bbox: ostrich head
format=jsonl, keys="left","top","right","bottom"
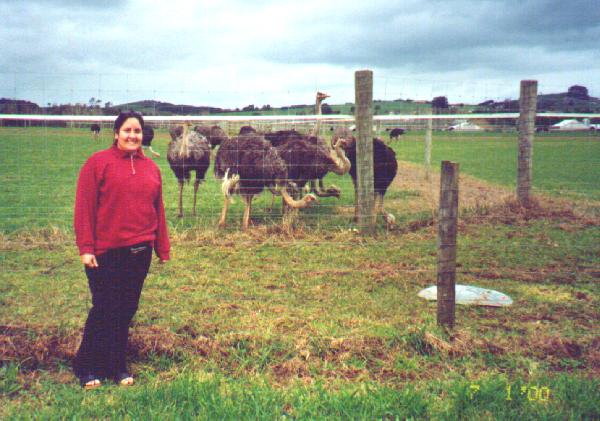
{"left": 326, "top": 137, "right": 351, "bottom": 176}
{"left": 279, "top": 186, "right": 318, "bottom": 209}
{"left": 316, "top": 91, "right": 330, "bottom": 103}
{"left": 332, "top": 127, "right": 354, "bottom": 149}
{"left": 325, "top": 185, "right": 342, "bottom": 198}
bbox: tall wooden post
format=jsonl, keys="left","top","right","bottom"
{"left": 425, "top": 118, "right": 433, "bottom": 181}
{"left": 355, "top": 70, "right": 375, "bottom": 235}
{"left": 517, "top": 80, "right": 537, "bottom": 207}
{"left": 437, "top": 161, "right": 459, "bottom": 329}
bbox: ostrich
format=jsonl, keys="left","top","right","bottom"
{"left": 341, "top": 135, "right": 398, "bottom": 228}
{"left": 307, "top": 91, "right": 349, "bottom": 196}
{"left": 238, "top": 125, "right": 257, "bottom": 135}
{"left": 214, "top": 133, "right": 317, "bottom": 230}
{"left": 142, "top": 126, "right": 160, "bottom": 157}
{"left": 273, "top": 133, "right": 350, "bottom": 199}
{"left": 193, "top": 125, "right": 229, "bottom": 149}
{"left": 90, "top": 123, "right": 100, "bottom": 141}
{"left": 264, "top": 129, "right": 303, "bottom": 147}
{"left": 167, "top": 124, "right": 211, "bottom": 217}
{"left": 387, "top": 127, "right": 406, "bottom": 140}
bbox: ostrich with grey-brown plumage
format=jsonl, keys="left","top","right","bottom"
{"left": 214, "top": 132, "right": 317, "bottom": 230}
{"left": 193, "top": 125, "right": 229, "bottom": 149}
{"left": 307, "top": 91, "right": 350, "bottom": 196}
{"left": 167, "top": 124, "right": 211, "bottom": 217}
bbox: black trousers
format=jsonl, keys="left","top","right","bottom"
{"left": 73, "top": 243, "right": 152, "bottom": 379}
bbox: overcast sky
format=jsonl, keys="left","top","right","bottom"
{"left": 1, "top": 0, "right": 599, "bottom": 109}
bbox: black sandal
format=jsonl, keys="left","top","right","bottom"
{"left": 79, "top": 374, "right": 101, "bottom": 390}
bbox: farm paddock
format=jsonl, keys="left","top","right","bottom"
{"left": 0, "top": 126, "right": 598, "bottom": 419}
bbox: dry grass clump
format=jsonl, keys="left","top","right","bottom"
{"left": 3, "top": 322, "right": 597, "bottom": 385}
{"left": 0, "top": 226, "right": 70, "bottom": 251}
{"left": 0, "top": 325, "right": 79, "bottom": 369}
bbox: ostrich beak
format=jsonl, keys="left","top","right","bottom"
{"left": 335, "top": 138, "right": 347, "bottom": 147}
{"left": 305, "top": 194, "right": 319, "bottom": 206}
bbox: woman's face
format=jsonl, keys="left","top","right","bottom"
{"left": 115, "top": 118, "right": 143, "bottom": 152}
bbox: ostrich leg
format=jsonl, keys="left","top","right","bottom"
{"left": 379, "top": 193, "right": 396, "bottom": 228}
{"left": 177, "top": 180, "right": 184, "bottom": 218}
{"left": 372, "top": 193, "right": 381, "bottom": 226}
{"left": 242, "top": 194, "right": 253, "bottom": 230}
{"left": 311, "top": 179, "right": 341, "bottom": 198}
{"left": 353, "top": 182, "right": 359, "bottom": 223}
{"left": 192, "top": 178, "right": 200, "bottom": 216}
{"left": 267, "top": 191, "right": 277, "bottom": 213}
{"left": 218, "top": 194, "right": 229, "bottom": 228}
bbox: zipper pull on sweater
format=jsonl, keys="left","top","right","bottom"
{"left": 130, "top": 154, "right": 136, "bottom": 175}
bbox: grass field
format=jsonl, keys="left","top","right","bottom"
{"left": 0, "top": 126, "right": 599, "bottom": 419}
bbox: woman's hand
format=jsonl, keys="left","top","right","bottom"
{"left": 81, "top": 253, "right": 99, "bottom": 268}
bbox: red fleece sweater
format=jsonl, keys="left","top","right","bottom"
{"left": 74, "top": 145, "right": 170, "bottom": 260}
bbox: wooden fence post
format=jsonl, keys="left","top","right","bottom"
{"left": 355, "top": 70, "right": 375, "bottom": 235}
{"left": 425, "top": 118, "right": 433, "bottom": 181}
{"left": 437, "top": 161, "right": 459, "bottom": 329}
{"left": 517, "top": 80, "right": 537, "bottom": 207}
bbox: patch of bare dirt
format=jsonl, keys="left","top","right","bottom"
{"left": 390, "top": 161, "right": 600, "bottom": 228}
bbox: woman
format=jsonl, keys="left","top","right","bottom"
{"left": 73, "top": 110, "right": 170, "bottom": 389}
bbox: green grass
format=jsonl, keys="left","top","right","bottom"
{"left": 392, "top": 130, "right": 600, "bottom": 200}
{"left": 0, "top": 126, "right": 599, "bottom": 419}
{"left": 0, "top": 126, "right": 362, "bottom": 232}
{"left": 0, "top": 127, "right": 598, "bottom": 232}
{"left": 1, "top": 369, "right": 597, "bottom": 419}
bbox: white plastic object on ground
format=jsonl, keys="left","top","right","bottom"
{"left": 418, "top": 284, "right": 513, "bottom": 307}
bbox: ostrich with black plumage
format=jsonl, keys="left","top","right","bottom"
{"left": 340, "top": 134, "right": 398, "bottom": 228}
{"left": 90, "top": 123, "right": 100, "bottom": 141}
{"left": 142, "top": 125, "right": 160, "bottom": 157}
{"left": 273, "top": 133, "right": 350, "bottom": 199}
{"left": 214, "top": 132, "right": 317, "bottom": 230}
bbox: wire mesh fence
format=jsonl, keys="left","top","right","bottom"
{"left": 1, "top": 77, "right": 599, "bottom": 297}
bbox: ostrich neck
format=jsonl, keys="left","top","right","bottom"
{"left": 178, "top": 125, "right": 191, "bottom": 158}
{"left": 329, "top": 142, "right": 351, "bottom": 175}
{"left": 281, "top": 187, "right": 311, "bottom": 209}
{"left": 312, "top": 98, "right": 324, "bottom": 136}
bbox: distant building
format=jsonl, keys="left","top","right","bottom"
{"left": 446, "top": 120, "right": 482, "bottom": 131}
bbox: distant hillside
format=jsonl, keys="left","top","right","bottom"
{"left": 2, "top": 86, "right": 599, "bottom": 117}
{"left": 118, "top": 99, "right": 437, "bottom": 116}
{"left": 474, "top": 86, "right": 600, "bottom": 113}
{"left": 0, "top": 98, "right": 41, "bottom": 114}
{"left": 118, "top": 100, "right": 225, "bottom": 115}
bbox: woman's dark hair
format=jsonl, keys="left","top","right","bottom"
{"left": 113, "top": 110, "right": 144, "bottom": 133}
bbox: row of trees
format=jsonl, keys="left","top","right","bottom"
{"left": 0, "top": 97, "right": 114, "bottom": 115}
{"left": 1, "top": 86, "right": 595, "bottom": 116}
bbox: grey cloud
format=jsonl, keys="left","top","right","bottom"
{"left": 1, "top": 0, "right": 599, "bottom": 106}
{"left": 262, "top": 0, "right": 599, "bottom": 71}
